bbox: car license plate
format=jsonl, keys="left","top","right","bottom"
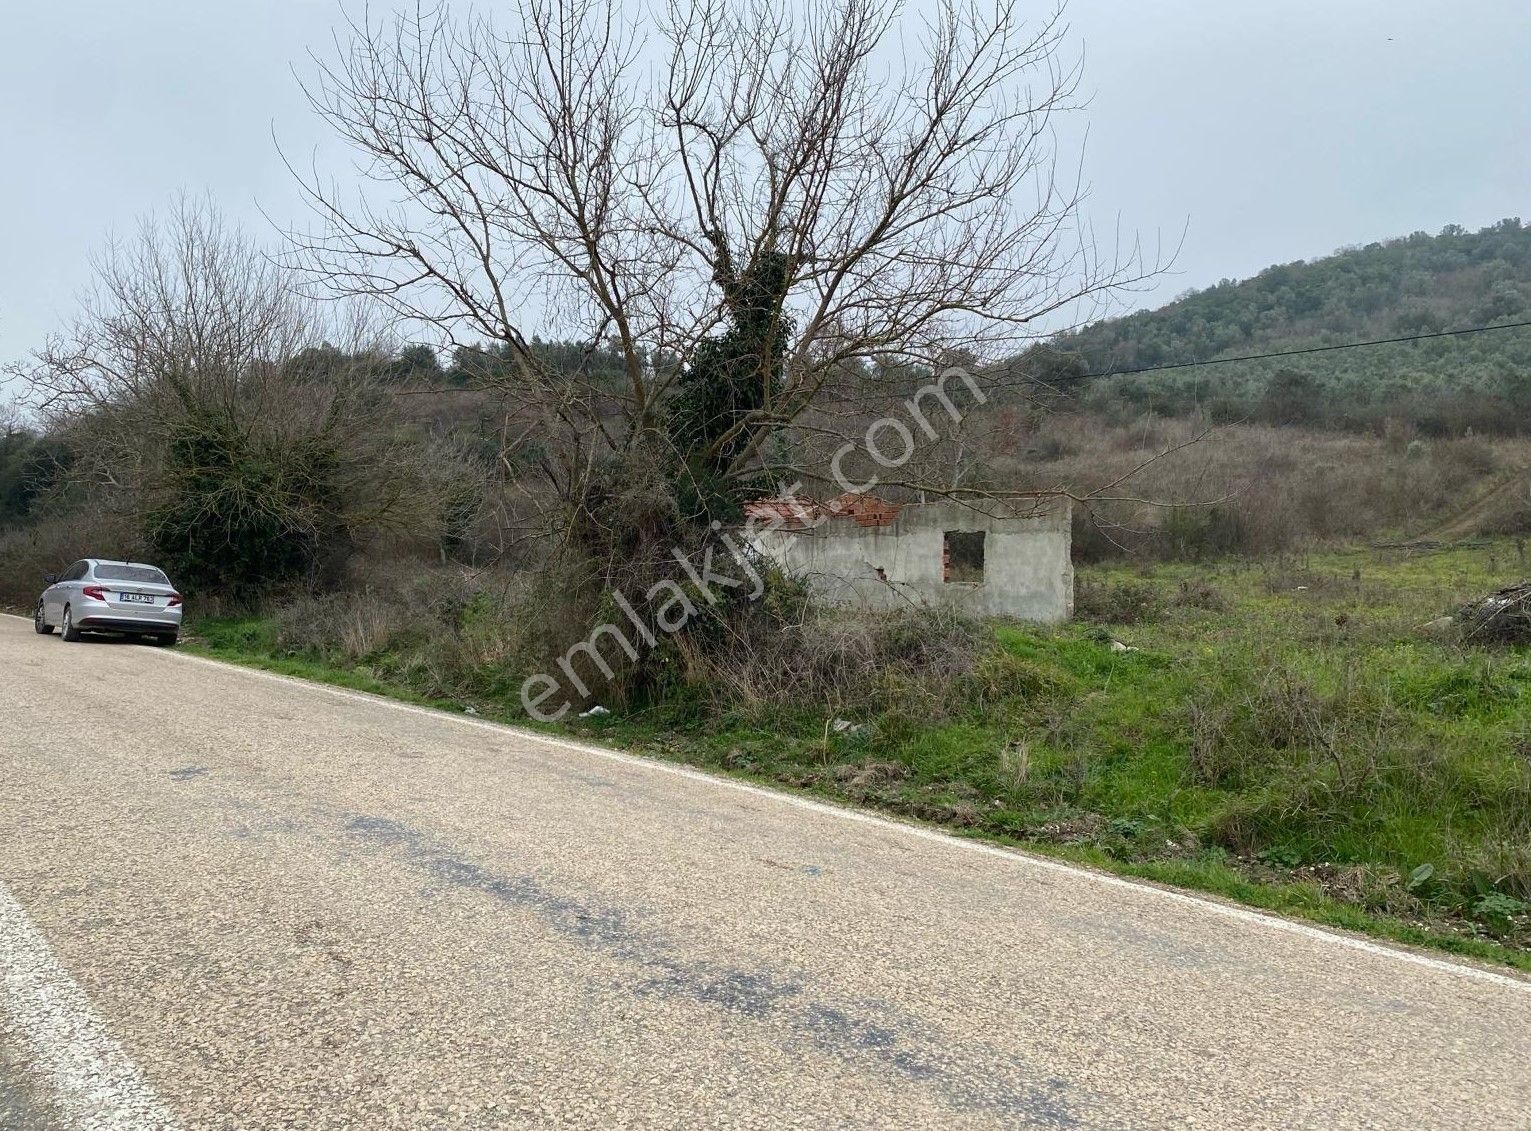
{"left": 119, "top": 593, "right": 155, "bottom": 604}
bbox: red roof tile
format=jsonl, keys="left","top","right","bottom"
{"left": 743, "top": 492, "right": 902, "bottom": 530}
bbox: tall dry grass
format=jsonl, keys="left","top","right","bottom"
{"left": 989, "top": 412, "right": 1531, "bottom": 559}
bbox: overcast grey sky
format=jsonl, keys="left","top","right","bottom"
{"left": 2, "top": 0, "right": 1528, "bottom": 385}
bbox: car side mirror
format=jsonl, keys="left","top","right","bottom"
{"left": 42, "top": 573, "right": 58, "bottom": 585}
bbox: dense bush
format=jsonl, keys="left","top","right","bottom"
{"left": 0, "top": 424, "right": 69, "bottom": 530}
{"left": 144, "top": 413, "right": 350, "bottom": 597}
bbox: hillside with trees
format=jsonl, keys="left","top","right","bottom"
{"left": 1041, "top": 219, "right": 1531, "bottom": 434}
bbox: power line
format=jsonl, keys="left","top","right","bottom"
{"left": 1079, "top": 318, "right": 1531, "bottom": 380}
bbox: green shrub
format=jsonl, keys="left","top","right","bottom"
{"left": 1472, "top": 892, "right": 1530, "bottom": 934}
{"left": 145, "top": 413, "right": 348, "bottom": 598}
{"left": 1074, "top": 578, "right": 1163, "bottom": 624}
{"left": 1160, "top": 505, "right": 1249, "bottom": 560}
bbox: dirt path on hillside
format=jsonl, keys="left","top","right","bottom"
{"left": 1412, "top": 464, "right": 1531, "bottom": 542}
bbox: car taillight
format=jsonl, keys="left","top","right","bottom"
{"left": 167, "top": 593, "right": 182, "bottom": 607}
{"left": 82, "top": 585, "right": 106, "bottom": 600}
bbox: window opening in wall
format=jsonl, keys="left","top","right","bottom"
{"left": 943, "top": 530, "right": 985, "bottom": 583}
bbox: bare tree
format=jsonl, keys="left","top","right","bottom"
{"left": 22, "top": 197, "right": 329, "bottom": 471}
{"left": 11, "top": 197, "right": 444, "bottom": 592}
{"left": 289, "top": 0, "right": 1159, "bottom": 518}
{"left": 0, "top": 398, "right": 25, "bottom": 439}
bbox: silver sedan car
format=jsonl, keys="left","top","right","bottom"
{"left": 34, "top": 558, "right": 183, "bottom": 645}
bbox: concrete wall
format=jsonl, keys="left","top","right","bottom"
{"left": 748, "top": 497, "right": 1073, "bottom": 622}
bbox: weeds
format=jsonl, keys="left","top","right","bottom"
{"left": 999, "top": 415, "right": 1531, "bottom": 559}
{"left": 1074, "top": 579, "right": 1163, "bottom": 624}
{"left": 1172, "top": 578, "right": 1229, "bottom": 611}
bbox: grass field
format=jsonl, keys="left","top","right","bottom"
{"left": 189, "top": 538, "right": 1531, "bottom": 970}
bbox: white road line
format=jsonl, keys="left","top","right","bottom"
{"left": 137, "top": 639, "right": 1531, "bottom": 994}
{"left": 0, "top": 880, "right": 179, "bottom": 1130}
{"left": 4, "top": 613, "right": 1528, "bottom": 992}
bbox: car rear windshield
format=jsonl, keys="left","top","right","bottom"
{"left": 93, "top": 564, "right": 170, "bottom": 584}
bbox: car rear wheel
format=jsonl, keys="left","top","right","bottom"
{"left": 34, "top": 601, "right": 54, "bottom": 635}
{"left": 60, "top": 605, "right": 82, "bottom": 642}
{"left": 152, "top": 633, "right": 178, "bottom": 647}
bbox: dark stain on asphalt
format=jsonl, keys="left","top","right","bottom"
{"left": 168, "top": 765, "right": 210, "bottom": 781}
{"left": 0, "top": 1028, "right": 64, "bottom": 1131}
{"left": 801, "top": 1003, "right": 902, "bottom": 1055}
{"left": 342, "top": 813, "right": 1084, "bottom": 1123}
{"left": 345, "top": 815, "right": 413, "bottom": 843}
{"left": 1057, "top": 914, "right": 1228, "bottom": 971}
{"left": 634, "top": 963, "right": 803, "bottom": 1018}
{"left": 538, "top": 764, "right": 619, "bottom": 790}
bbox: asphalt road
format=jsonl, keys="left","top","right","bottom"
{"left": 1, "top": 616, "right": 1527, "bottom": 1129}
{"left": 0, "top": 1030, "right": 59, "bottom": 1130}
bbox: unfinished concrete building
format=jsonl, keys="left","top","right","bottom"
{"left": 745, "top": 493, "right": 1073, "bottom": 622}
